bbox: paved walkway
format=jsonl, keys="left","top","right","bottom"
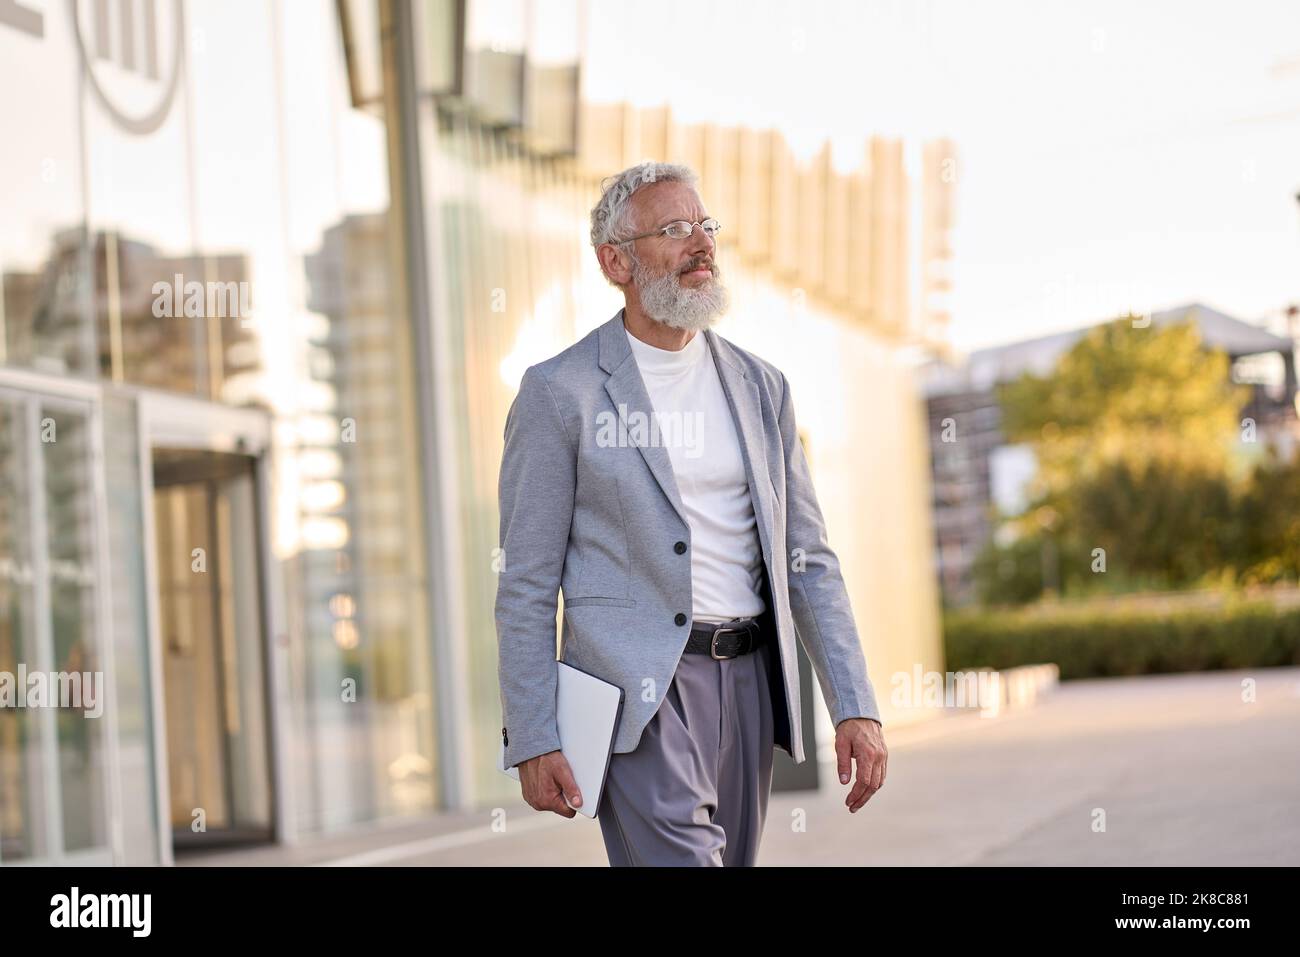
{"left": 180, "top": 667, "right": 1300, "bottom": 866}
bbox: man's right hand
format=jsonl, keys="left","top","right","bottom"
{"left": 518, "top": 750, "right": 583, "bottom": 817}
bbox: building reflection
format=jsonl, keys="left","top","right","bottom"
{"left": 2, "top": 229, "right": 258, "bottom": 398}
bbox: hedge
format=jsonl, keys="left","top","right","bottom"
{"left": 943, "top": 600, "right": 1300, "bottom": 679}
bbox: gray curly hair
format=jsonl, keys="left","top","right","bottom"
{"left": 589, "top": 161, "right": 701, "bottom": 250}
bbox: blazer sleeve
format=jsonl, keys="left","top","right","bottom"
{"left": 775, "top": 370, "right": 883, "bottom": 728}
{"left": 495, "top": 363, "right": 576, "bottom": 768}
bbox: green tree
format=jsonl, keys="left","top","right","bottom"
{"left": 991, "top": 315, "right": 1250, "bottom": 594}
{"left": 1234, "top": 448, "right": 1300, "bottom": 585}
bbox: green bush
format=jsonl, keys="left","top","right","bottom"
{"left": 943, "top": 600, "right": 1300, "bottom": 679}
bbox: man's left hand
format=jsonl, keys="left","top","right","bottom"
{"left": 835, "top": 717, "right": 888, "bottom": 813}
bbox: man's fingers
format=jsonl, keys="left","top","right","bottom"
{"left": 553, "top": 760, "right": 584, "bottom": 810}
{"left": 835, "top": 731, "right": 852, "bottom": 785}
{"left": 547, "top": 780, "right": 578, "bottom": 817}
{"left": 845, "top": 770, "right": 871, "bottom": 810}
{"left": 847, "top": 743, "right": 884, "bottom": 812}
{"left": 844, "top": 744, "right": 868, "bottom": 807}
{"left": 540, "top": 759, "right": 582, "bottom": 816}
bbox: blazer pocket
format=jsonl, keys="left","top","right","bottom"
{"left": 563, "top": 596, "right": 638, "bottom": 608}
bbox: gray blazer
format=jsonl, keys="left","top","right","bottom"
{"left": 496, "top": 307, "right": 882, "bottom": 770}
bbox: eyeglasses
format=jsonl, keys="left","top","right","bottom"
{"left": 613, "top": 218, "right": 722, "bottom": 244}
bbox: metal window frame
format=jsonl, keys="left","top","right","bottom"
{"left": 0, "top": 369, "right": 119, "bottom": 866}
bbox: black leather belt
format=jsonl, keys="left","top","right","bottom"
{"left": 685, "top": 617, "right": 765, "bottom": 659}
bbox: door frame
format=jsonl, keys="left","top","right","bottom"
{"left": 0, "top": 366, "right": 116, "bottom": 866}
{"left": 134, "top": 387, "right": 289, "bottom": 864}
{"left": 0, "top": 370, "right": 288, "bottom": 866}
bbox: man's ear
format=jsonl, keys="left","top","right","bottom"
{"left": 597, "top": 243, "right": 632, "bottom": 286}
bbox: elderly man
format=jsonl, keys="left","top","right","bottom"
{"left": 496, "top": 161, "right": 887, "bottom": 866}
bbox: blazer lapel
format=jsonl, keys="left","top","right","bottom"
{"left": 705, "top": 328, "right": 776, "bottom": 559}
{"left": 599, "top": 310, "right": 689, "bottom": 528}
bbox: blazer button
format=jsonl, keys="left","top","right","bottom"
{"left": 674, "top": 613, "right": 687, "bottom": 626}
{"left": 674, "top": 541, "right": 687, "bottom": 554}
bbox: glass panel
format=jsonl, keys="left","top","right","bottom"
{"left": 40, "top": 404, "right": 108, "bottom": 853}
{"left": 153, "top": 450, "right": 272, "bottom": 842}
{"left": 78, "top": 0, "right": 218, "bottom": 395}
{"left": 0, "top": 397, "right": 44, "bottom": 860}
{"left": 0, "top": 8, "right": 93, "bottom": 375}
{"left": 524, "top": 0, "right": 579, "bottom": 153}
{"left": 278, "top": 0, "right": 435, "bottom": 826}
{"left": 465, "top": 0, "right": 526, "bottom": 124}
{"left": 213, "top": 460, "right": 272, "bottom": 830}
{"left": 100, "top": 391, "right": 160, "bottom": 865}
{"left": 155, "top": 476, "right": 225, "bottom": 832}
{"left": 416, "top": 0, "right": 462, "bottom": 96}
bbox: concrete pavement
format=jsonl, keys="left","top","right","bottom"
{"left": 180, "top": 666, "right": 1300, "bottom": 866}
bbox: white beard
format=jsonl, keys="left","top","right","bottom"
{"left": 631, "top": 256, "right": 731, "bottom": 332}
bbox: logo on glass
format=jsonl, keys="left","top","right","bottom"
{"left": 72, "top": 0, "right": 184, "bottom": 135}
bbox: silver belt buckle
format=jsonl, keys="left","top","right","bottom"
{"left": 709, "top": 624, "right": 745, "bottom": 660}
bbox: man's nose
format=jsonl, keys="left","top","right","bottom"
{"left": 687, "top": 223, "right": 715, "bottom": 258}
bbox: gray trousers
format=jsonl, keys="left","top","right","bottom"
{"left": 597, "top": 635, "right": 776, "bottom": 866}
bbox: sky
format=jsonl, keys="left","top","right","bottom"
{"left": 582, "top": 0, "right": 1300, "bottom": 353}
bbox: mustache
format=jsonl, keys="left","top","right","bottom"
{"left": 679, "top": 259, "right": 716, "bottom": 275}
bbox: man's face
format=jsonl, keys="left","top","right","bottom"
{"left": 623, "top": 181, "right": 730, "bottom": 332}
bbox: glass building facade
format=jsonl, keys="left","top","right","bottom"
{"left": 0, "top": 0, "right": 606, "bottom": 864}
{"left": 1, "top": 0, "right": 944, "bottom": 865}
